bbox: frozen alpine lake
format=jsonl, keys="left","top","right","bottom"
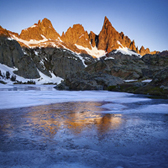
{"left": 0, "top": 84, "right": 168, "bottom": 168}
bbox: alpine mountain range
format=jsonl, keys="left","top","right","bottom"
{"left": 0, "top": 16, "right": 157, "bottom": 56}
{"left": 0, "top": 16, "right": 168, "bottom": 96}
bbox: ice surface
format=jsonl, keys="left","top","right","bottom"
{"left": 0, "top": 85, "right": 155, "bottom": 110}
{"left": 0, "top": 86, "right": 168, "bottom": 168}
{"left": 101, "top": 102, "right": 168, "bottom": 114}
{"left": 0, "top": 83, "right": 13, "bottom": 89}
{"left": 1, "top": 85, "right": 167, "bottom": 114}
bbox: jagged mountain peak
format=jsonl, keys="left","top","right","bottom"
{"left": 97, "top": 16, "right": 152, "bottom": 55}
{"left": 19, "top": 18, "right": 60, "bottom": 41}
{"left": 103, "top": 16, "right": 114, "bottom": 29}
{"left": 61, "top": 23, "right": 91, "bottom": 49}
{"left": 0, "top": 26, "right": 10, "bottom": 37}
{"left": 98, "top": 16, "right": 120, "bottom": 52}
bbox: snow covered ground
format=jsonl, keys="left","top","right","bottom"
{"left": 0, "top": 63, "right": 63, "bottom": 85}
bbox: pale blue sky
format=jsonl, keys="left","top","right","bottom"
{"left": 0, "top": 0, "right": 168, "bottom": 51}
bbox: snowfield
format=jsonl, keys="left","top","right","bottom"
{"left": 0, "top": 63, "right": 63, "bottom": 85}
{"left": 75, "top": 44, "right": 106, "bottom": 58}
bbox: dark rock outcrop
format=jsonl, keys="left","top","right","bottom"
{"left": 14, "top": 55, "right": 40, "bottom": 79}
{"left": 141, "top": 52, "right": 168, "bottom": 78}
{"left": 108, "top": 67, "right": 168, "bottom": 98}
{"left": 85, "top": 52, "right": 145, "bottom": 80}
{"left": 0, "top": 36, "right": 23, "bottom": 67}
{"left": 0, "top": 37, "right": 40, "bottom": 78}
{"left": 84, "top": 51, "right": 168, "bottom": 80}
{"left": 23, "top": 47, "right": 94, "bottom": 79}
{"left": 51, "top": 49, "right": 85, "bottom": 78}
{"left": 150, "top": 67, "right": 168, "bottom": 87}
{"left": 56, "top": 71, "right": 123, "bottom": 90}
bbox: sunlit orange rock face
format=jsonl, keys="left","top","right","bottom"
{"left": 98, "top": 16, "right": 136, "bottom": 53}
{"left": 61, "top": 24, "right": 91, "bottom": 49}
{"left": 89, "top": 31, "right": 97, "bottom": 48}
{"left": 0, "top": 26, "right": 10, "bottom": 37}
{"left": 139, "top": 46, "right": 150, "bottom": 55}
{"left": 20, "top": 18, "right": 60, "bottom": 41}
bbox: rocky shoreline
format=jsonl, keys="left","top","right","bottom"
{"left": 56, "top": 52, "right": 168, "bottom": 98}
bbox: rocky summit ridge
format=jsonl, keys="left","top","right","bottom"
{"left": 0, "top": 17, "right": 158, "bottom": 57}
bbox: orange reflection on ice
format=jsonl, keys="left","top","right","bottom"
{"left": 26, "top": 102, "right": 123, "bottom": 137}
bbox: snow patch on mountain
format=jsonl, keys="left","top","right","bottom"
{"left": 115, "top": 41, "right": 141, "bottom": 57}
{"left": 10, "top": 34, "right": 48, "bottom": 47}
{"left": 0, "top": 63, "right": 63, "bottom": 85}
{"left": 0, "top": 63, "right": 18, "bottom": 74}
{"left": 142, "top": 79, "right": 152, "bottom": 83}
{"left": 34, "top": 51, "right": 39, "bottom": 56}
{"left": 114, "top": 47, "right": 141, "bottom": 57}
{"left": 76, "top": 54, "right": 87, "bottom": 67}
{"left": 75, "top": 44, "right": 106, "bottom": 58}
{"left": 104, "top": 57, "right": 114, "bottom": 60}
{"left": 36, "top": 69, "right": 63, "bottom": 84}
{"left": 30, "top": 24, "right": 37, "bottom": 28}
